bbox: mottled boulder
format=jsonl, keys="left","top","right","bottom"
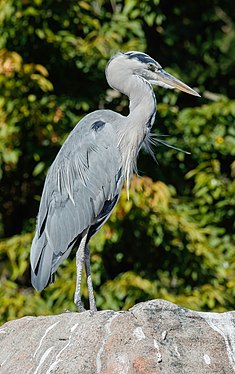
{"left": 0, "top": 299, "right": 235, "bottom": 373}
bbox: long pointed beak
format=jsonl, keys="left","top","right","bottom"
{"left": 154, "top": 69, "right": 200, "bottom": 97}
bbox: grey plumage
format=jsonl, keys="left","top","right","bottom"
{"left": 30, "top": 51, "right": 199, "bottom": 310}
{"left": 31, "top": 111, "right": 123, "bottom": 291}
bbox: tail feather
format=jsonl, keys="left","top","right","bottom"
{"left": 30, "top": 233, "right": 54, "bottom": 291}
{"left": 30, "top": 234, "right": 46, "bottom": 273}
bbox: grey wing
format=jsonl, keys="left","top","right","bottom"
{"left": 30, "top": 118, "right": 123, "bottom": 291}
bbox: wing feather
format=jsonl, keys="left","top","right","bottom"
{"left": 30, "top": 116, "right": 123, "bottom": 291}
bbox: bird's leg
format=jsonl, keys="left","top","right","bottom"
{"left": 74, "top": 232, "right": 88, "bottom": 312}
{"left": 84, "top": 245, "right": 97, "bottom": 312}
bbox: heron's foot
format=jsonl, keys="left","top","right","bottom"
{"left": 74, "top": 291, "right": 97, "bottom": 312}
{"left": 87, "top": 275, "right": 97, "bottom": 312}
{"left": 85, "top": 247, "right": 97, "bottom": 312}
{"left": 89, "top": 302, "right": 97, "bottom": 312}
{"left": 74, "top": 293, "right": 86, "bottom": 312}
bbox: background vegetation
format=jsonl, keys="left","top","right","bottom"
{"left": 0, "top": 0, "right": 234, "bottom": 324}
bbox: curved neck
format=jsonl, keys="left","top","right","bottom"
{"left": 106, "top": 66, "right": 157, "bottom": 192}
{"left": 106, "top": 67, "right": 156, "bottom": 130}
{"left": 127, "top": 75, "right": 156, "bottom": 129}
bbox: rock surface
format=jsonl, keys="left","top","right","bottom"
{"left": 0, "top": 299, "right": 235, "bottom": 373}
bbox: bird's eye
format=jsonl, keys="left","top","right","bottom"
{"left": 147, "top": 63, "right": 156, "bottom": 72}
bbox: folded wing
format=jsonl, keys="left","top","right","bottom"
{"left": 30, "top": 118, "right": 123, "bottom": 291}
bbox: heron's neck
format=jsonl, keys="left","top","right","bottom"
{"left": 127, "top": 75, "right": 156, "bottom": 131}
{"left": 107, "top": 73, "right": 156, "bottom": 193}
{"left": 107, "top": 70, "right": 156, "bottom": 130}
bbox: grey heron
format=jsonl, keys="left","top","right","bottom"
{"left": 30, "top": 51, "right": 200, "bottom": 311}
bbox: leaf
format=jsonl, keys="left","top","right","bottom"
{"left": 32, "top": 161, "right": 45, "bottom": 176}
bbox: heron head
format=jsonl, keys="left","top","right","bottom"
{"left": 109, "top": 51, "right": 200, "bottom": 97}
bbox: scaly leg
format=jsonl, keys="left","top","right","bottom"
{"left": 85, "top": 245, "right": 97, "bottom": 312}
{"left": 74, "top": 231, "right": 88, "bottom": 312}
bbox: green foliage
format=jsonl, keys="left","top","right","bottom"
{"left": 0, "top": 0, "right": 234, "bottom": 323}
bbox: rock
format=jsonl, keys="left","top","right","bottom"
{"left": 0, "top": 299, "right": 235, "bottom": 374}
